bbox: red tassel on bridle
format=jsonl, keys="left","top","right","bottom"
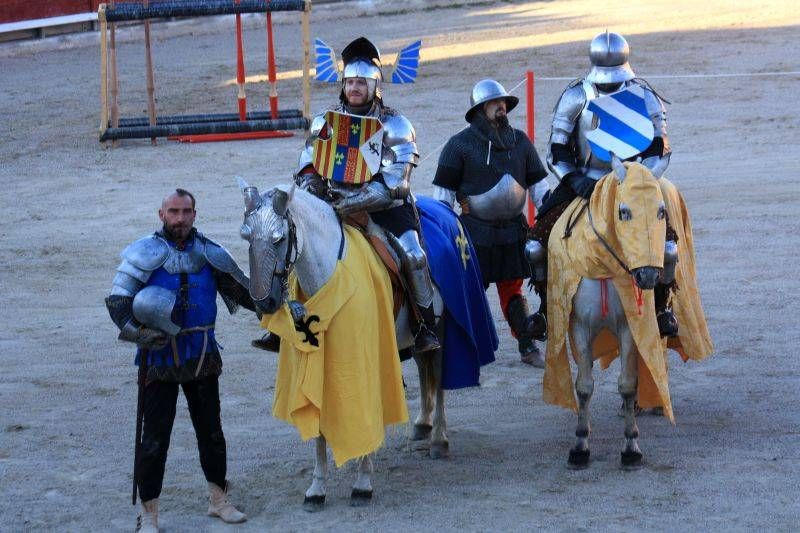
{"left": 630, "top": 276, "right": 644, "bottom": 315}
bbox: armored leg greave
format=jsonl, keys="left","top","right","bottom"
{"left": 395, "top": 229, "right": 440, "bottom": 353}
{"left": 655, "top": 239, "right": 679, "bottom": 337}
{"left": 524, "top": 239, "right": 548, "bottom": 341}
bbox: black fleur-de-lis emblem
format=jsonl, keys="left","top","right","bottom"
{"left": 294, "top": 315, "right": 321, "bottom": 347}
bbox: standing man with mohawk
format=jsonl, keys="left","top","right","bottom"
{"left": 105, "top": 189, "right": 252, "bottom": 532}
{"left": 433, "top": 79, "right": 550, "bottom": 366}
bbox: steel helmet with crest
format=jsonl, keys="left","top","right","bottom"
{"left": 339, "top": 37, "right": 384, "bottom": 104}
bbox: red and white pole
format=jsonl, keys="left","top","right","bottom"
{"left": 235, "top": 0, "right": 247, "bottom": 121}
{"left": 526, "top": 70, "right": 536, "bottom": 224}
{"left": 266, "top": 11, "right": 279, "bottom": 119}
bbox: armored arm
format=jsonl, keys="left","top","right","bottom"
{"left": 432, "top": 135, "right": 465, "bottom": 209}
{"left": 432, "top": 186, "right": 456, "bottom": 208}
{"left": 105, "top": 236, "right": 170, "bottom": 348}
{"left": 201, "top": 236, "right": 255, "bottom": 314}
{"left": 379, "top": 114, "right": 419, "bottom": 200}
{"left": 330, "top": 180, "right": 394, "bottom": 216}
{"left": 547, "top": 83, "right": 585, "bottom": 182}
{"left": 638, "top": 82, "right": 671, "bottom": 166}
{"left": 294, "top": 114, "right": 330, "bottom": 199}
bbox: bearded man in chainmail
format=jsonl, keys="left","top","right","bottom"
{"left": 432, "top": 79, "right": 550, "bottom": 367}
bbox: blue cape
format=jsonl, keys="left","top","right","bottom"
{"left": 417, "top": 196, "right": 498, "bottom": 389}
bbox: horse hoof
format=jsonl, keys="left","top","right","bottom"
{"left": 430, "top": 441, "right": 449, "bottom": 460}
{"left": 302, "top": 494, "right": 325, "bottom": 513}
{"left": 350, "top": 489, "right": 373, "bottom": 507}
{"left": 621, "top": 450, "right": 643, "bottom": 470}
{"left": 412, "top": 423, "right": 432, "bottom": 441}
{"left": 567, "top": 448, "right": 590, "bottom": 469}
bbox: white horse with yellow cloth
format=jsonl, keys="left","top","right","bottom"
{"left": 237, "top": 180, "right": 409, "bottom": 510}
{"left": 542, "top": 156, "right": 713, "bottom": 469}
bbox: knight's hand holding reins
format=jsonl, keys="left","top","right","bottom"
{"left": 565, "top": 173, "right": 597, "bottom": 199}
{"left": 330, "top": 181, "right": 393, "bottom": 216}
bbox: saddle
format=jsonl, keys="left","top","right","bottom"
{"left": 344, "top": 212, "right": 405, "bottom": 318}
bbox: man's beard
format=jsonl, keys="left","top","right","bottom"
{"left": 162, "top": 222, "right": 192, "bottom": 242}
{"left": 495, "top": 114, "right": 510, "bottom": 129}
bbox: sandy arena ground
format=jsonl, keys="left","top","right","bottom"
{"left": 1, "top": 0, "right": 799, "bottom": 530}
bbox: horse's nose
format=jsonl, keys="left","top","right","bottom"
{"left": 632, "top": 267, "right": 660, "bottom": 290}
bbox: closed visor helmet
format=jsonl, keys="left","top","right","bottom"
{"left": 132, "top": 285, "right": 181, "bottom": 336}
{"left": 342, "top": 59, "right": 383, "bottom": 101}
{"left": 586, "top": 31, "right": 635, "bottom": 85}
{"left": 465, "top": 79, "right": 519, "bottom": 122}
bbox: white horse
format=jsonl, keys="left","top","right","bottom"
{"left": 237, "top": 180, "right": 448, "bottom": 511}
{"left": 544, "top": 155, "right": 672, "bottom": 470}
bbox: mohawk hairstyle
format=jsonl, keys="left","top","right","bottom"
{"left": 174, "top": 188, "right": 196, "bottom": 209}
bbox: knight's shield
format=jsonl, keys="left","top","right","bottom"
{"left": 312, "top": 111, "right": 383, "bottom": 184}
{"left": 586, "top": 85, "right": 655, "bottom": 162}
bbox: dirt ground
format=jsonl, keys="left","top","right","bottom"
{"left": 1, "top": 0, "right": 799, "bottom": 530}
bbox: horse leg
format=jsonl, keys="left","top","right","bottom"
{"left": 411, "top": 352, "right": 433, "bottom": 442}
{"left": 302, "top": 436, "right": 327, "bottom": 512}
{"left": 569, "top": 324, "right": 594, "bottom": 469}
{"left": 429, "top": 347, "right": 449, "bottom": 459}
{"left": 618, "top": 328, "right": 643, "bottom": 469}
{"left": 350, "top": 455, "right": 373, "bottom": 506}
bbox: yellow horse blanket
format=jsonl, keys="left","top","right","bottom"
{"left": 261, "top": 225, "right": 408, "bottom": 466}
{"left": 543, "top": 168, "right": 714, "bottom": 423}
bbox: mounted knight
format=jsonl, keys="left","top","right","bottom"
{"left": 287, "top": 36, "right": 441, "bottom": 354}
{"left": 528, "top": 30, "right": 680, "bottom": 339}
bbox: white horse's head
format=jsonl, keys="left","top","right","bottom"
{"left": 603, "top": 154, "right": 668, "bottom": 290}
{"left": 237, "top": 178, "right": 297, "bottom": 314}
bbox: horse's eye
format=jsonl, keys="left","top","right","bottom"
{"left": 657, "top": 202, "right": 666, "bottom": 220}
{"left": 618, "top": 203, "right": 633, "bottom": 221}
{"left": 239, "top": 224, "right": 252, "bottom": 240}
{"left": 271, "top": 229, "right": 285, "bottom": 244}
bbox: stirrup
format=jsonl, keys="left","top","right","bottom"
{"left": 414, "top": 325, "right": 440, "bottom": 354}
{"left": 656, "top": 309, "right": 679, "bottom": 338}
{"left": 526, "top": 312, "right": 547, "bottom": 342}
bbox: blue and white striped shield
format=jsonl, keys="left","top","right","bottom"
{"left": 586, "top": 85, "right": 654, "bottom": 162}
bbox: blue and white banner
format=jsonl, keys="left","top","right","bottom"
{"left": 586, "top": 85, "right": 654, "bottom": 162}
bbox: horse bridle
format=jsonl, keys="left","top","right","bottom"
{"left": 265, "top": 209, "right": 298, "bottom": 303}
{"left": 585, "top": 200, "right": 634, "bottom": 276}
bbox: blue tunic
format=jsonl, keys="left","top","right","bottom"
{"left": 135, "top": 237, "right": 219, "bottom": 368}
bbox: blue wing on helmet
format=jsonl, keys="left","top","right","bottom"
{"left": 314, "top": 39, "right": 339, "bottom": 83}
{"left": 390, "top": 40, "right": 421, "bottom": 84}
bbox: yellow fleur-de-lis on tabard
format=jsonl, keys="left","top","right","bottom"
{"left": 455, "top": 220, "right": 470, "bottom": 269}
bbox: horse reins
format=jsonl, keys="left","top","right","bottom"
{"left": 585, "top": 200, "right": 633, "bottom": 276}
{"left": 271, "top": 212, "right": 298, "bottom": 295}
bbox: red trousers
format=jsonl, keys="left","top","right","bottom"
{"left": 495, "top": 278, "right": 524, "bottom": 339}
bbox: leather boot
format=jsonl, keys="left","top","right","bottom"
{"left": 506, "top": 295, "right": 544, "bottom": 367}
{"left": 251, "top": 331, "right": 280, "bottom": 352}
{"left": 654, "top": 283, "right": 679, "bottom": 337}
{"left": 136, "top": 499, "right": 159, "bottom": 533}
{"left": 208, "top": 482, "right": 247, "bottom": 524}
